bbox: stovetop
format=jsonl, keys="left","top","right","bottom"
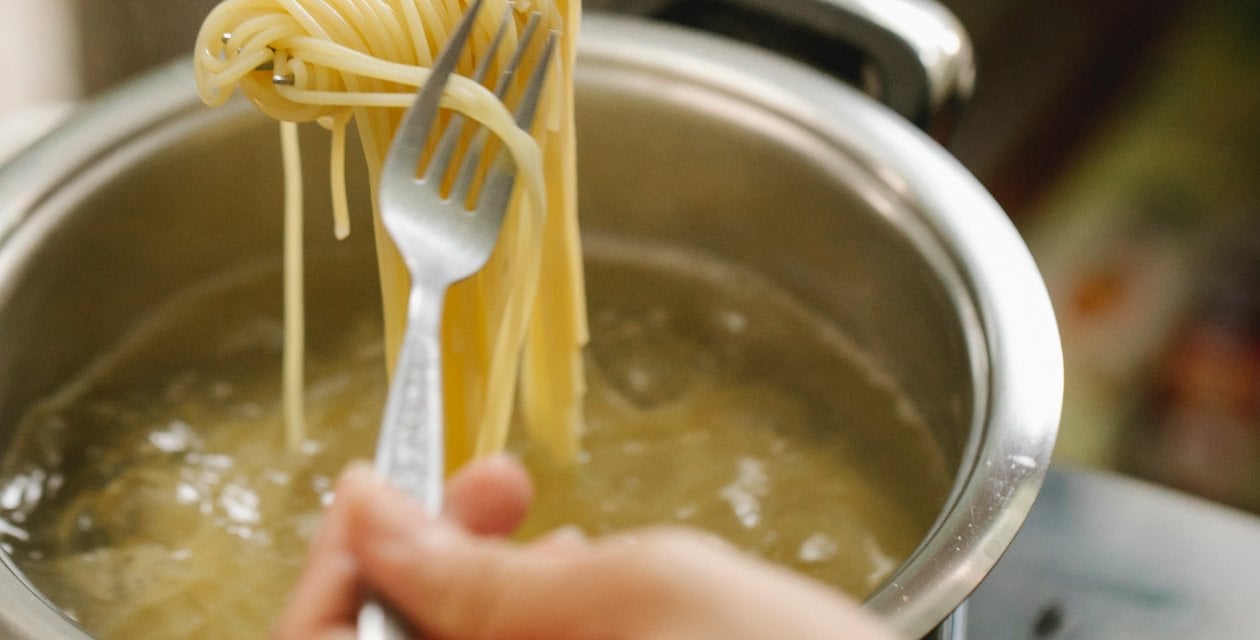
{"left": 962, "top": 467, "right": 1260, "bottom": 639}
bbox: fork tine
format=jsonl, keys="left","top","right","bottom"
{"left": 450, "top": 12, "right": 545, "bottom": 204}
{"left": 427, "top": 9, "right": 514, "bottom": 191}
{"left": 382, "top": 0, "right": 486, "bottom": 188}
{"left": 492, "top": 13, "right": 542, "bottom": 98}
{"left": 512, "top": 31, "right": 556, "bottom": 129}
{"left": 475, "top": 9, "right": 514, "bottom": 81}
{"left": 473, "top": 30, "right": 556, "bottom": 214}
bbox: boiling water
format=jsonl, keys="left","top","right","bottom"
{"left": 520, "top": 240, "right": 952, "bottom": 594}
{"left": 0, "top": 263, "right": 386, "bottom": 638}
{"left": 0, "top": 244, "right": 951, "bottom": 639}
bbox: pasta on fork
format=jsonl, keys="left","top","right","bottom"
{"left": 194, "top": 0, "right": 588, "bottom": 468}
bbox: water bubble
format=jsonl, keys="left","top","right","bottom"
{"left": 798, "top": 533, "right": 839, "bottom": 564}
{"left": 717, "top": 309, "right": 748, "bottom": 334}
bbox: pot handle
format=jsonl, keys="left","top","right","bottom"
{"left": 601, "top": 0, "right": 975, "bottom": 136}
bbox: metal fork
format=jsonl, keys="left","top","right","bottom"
{"left": 357, "top": 0, "right": 556, "bottom": 637}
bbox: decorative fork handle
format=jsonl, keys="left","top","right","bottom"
{"left": 373, "top": 286, "right": 445, "bottom": 505}
{"left": 358, "top": 285, "right": 446, "bottom": 640}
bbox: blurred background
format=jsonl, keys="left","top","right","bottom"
{"left": 959, "top": 0, "right": 1260, "bottom": 513}
{"left": 0, "top": 0, "right": 1258, "bottom": 514}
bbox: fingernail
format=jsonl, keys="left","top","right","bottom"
{"left": 545, "top": 525, "right": 587, "bottom": 544}
{"left": 339, "top": 460, "right": 378, "bottom": 484}
{"left": 529, "top": 524, "right": 588, "bottom": 555}
{"left": 413, "top": 519, "right": 462, "bottom": 555}
{"left": 476, "top": 452, "right": 523, "bottom": 471}
{"left": 365, "top": 511, "right": 449, "bottom": 571}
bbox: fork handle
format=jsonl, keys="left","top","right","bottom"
{"left": 373, "top": 286, "right": 446, "bottom": 504}
{"left": 358, "top": 286, "right": 447, "bottom": 639}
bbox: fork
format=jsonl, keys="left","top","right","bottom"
{"left": 356, "top": 0, "right": 556, "bottom": 637}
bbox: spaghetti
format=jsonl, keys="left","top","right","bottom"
{"left": 193, "top": 0, "right": 587, "bottom": 467}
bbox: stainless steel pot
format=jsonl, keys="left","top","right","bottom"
{"left": 0, "top": 6, "right": 1061, "bottom": 640}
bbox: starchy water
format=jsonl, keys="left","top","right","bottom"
{"left": 0, "top": 247, "right": 951, "bottom": 638}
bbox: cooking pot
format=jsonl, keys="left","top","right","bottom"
{"left": 0, "top": 3, "right": 1061, "bottom": 639}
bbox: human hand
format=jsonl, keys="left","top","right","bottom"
{"left": 275, "top": 456, "right": 902, "bottom": 640}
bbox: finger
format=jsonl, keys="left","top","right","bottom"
{"left": 623, "top": 530, "right": 900, "bottom": 640}
{"left": 347, "top": 519, "right": 590, "bottom": 640}
{"left": 443, "top": 453, "right": 533, "bottom": 536}
{"left": 278, "top": 456, "right": 529, "bottom": 638}
{"left": 274, "top": 463, "right": 383, "bottom": 639}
